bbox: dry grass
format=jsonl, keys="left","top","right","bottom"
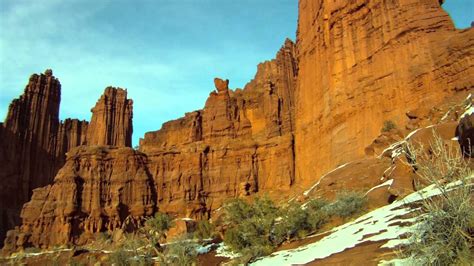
{"left": 402, "top": 133, "right": 474, "bottom": 265}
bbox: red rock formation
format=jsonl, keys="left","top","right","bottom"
{"left": 295, "top": 0, "right": 474, "bottom": 185}
{"left": 140, "top": 40, "right": 297, "bottom": 218}
{"left": 87, "top": 87, "right": 133, "bottom": 147}
{"left": 3, "top": 0, "right": 474, "bottom": 253}
{"left": 0, "top": 70, "right": 64, "bottom": 245}
{"left": 56, "top": 118, "right": 89, "bottom": 158}
{"left": 3, "top": 146, "right": 156, "bottom": 250}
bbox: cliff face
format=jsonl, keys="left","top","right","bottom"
{"left": 3, "top": 0, "right": 474, "bottom": 252}
{"left": 4, "top": 146, "right": 155, "bottom": 249}
{"left": 140, "top": 40, "right": 297, "bottom": 218}
{"left": 0, "top": 74, "right": 133, "bottom": 248}
{"left": 87, "top": 87, "right": 133, "bottom": 147}
{"left": 295, "top": 0, "right": 474, "bottom": 184}
{"left": 0, "top": 70, "right": 88, "bottom": 245}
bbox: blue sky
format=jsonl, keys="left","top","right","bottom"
{"left": 0, "top": 1, "right": 472, "bottom": 146}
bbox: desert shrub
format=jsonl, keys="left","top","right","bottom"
{"left": 159, "top": 236, "right": 198, "bottom": 266}
{"left": 382, "top": 120, "right": 397, "bottom": 132}
{"left": 193, "top": 220, "right": 215, "bottom": 240}
{"left": 140, "top": 212, "right": 174, "bottom": 254}
{"left": 144, "top": 212, "right": 174, "bottom": 240}
{"left": 273, "top": 199, "right": 329, "bottom": 243}
{"left": 401, "top": 133, "right": 474, "bottom": 265}
{"left": 109, "top": 248, "right": 130, "bottom": 266}
{"left": 325, "top": 191, "right": 367, "bottom": 219}
{"left": 223, "top": 197, "right": 280, "bottom": 262}
{"left": 305, "top": 198, "right": 331, "bottom": 230}
{"left": 109, "top": 233, "right": 153, "bottom": 266}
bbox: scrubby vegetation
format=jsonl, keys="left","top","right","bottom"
{"left": 106, "top": 212, "right": 194, "bottom": 266}
{"left": 401, "top": 133, "right": 474, "bottom": 265}
{"left": 193, "top": 220, "right": 215, "bottom": 240}
{"left": 158, "top": 235, "right": 199, "bottom": 265}
{"left": 222, "top": 193, "right": 367, "bottom": 263}
{"left": 325, "top": 191, "right": 367, "bottom": 219}
{"left": 382, "top": 120, "right": 397, "bottom": 132}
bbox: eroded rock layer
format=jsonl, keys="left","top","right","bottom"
{"left": 140, "top": 40, "right": 297, "bottom": 218}
{"left": 0, "top": 73, "right": 133, "bottom": 248}
{"left": 295, "top": 0, "right": 474, "bottom": 184}
{"left": 4, "top": 146, "right": 155, "bottom": 250}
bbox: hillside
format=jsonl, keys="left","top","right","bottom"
{"left": 0, "top": 0, "right": 473, "bottom": 264}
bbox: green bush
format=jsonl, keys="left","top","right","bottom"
{"left": 141, "top": 212, "right": 174, "bottom": 252}
{"left": 160, "top": 237, "right": 198, "bottom": 266}
{"left": 193, "top": 220, "right": 215, "bottom": 240}
{"left": 223, "top": 197, "right": 280, "bottom": 262}
{"left": 325, "top": 191, "right": 367, "bottom": 219}
{"left": 108, "top": 248, "right": 130, "bottom": 266}
{"left": 382, "top": 120, "right": 397, "bottom": 132}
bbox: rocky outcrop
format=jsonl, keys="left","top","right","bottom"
{"left": 295, "top": 0, "right": 474, "bottom": 184}
{"left": 140, "top": 40, "right": 297, "bottom": 218}
{"left": 0, "top": 70, "right": 65, "bottom": 245}
{"left": 87, "top": 87, "right": 133, "bottom": 147}
{"left": 3, "top": 146, "right": 155, "bottom": 250}
{"left": 0, "top": 73, "right": 133, "bottom": 248}
{"left": 456, "top": 113, "right": 474, "bottom": 157}
{"left": 56, "top": 119, "right": 89, "bottom": 158}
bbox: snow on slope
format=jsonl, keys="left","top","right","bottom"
{"left": 250, "top": 179, "right": 468, "bottom": 266}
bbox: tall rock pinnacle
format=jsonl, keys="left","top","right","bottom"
{"left": 87, "top": 87, "right": 133, "bottom": 147}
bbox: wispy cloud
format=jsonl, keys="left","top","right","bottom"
{"left": 0, "top": 0, "right": 297, "bottom": 145}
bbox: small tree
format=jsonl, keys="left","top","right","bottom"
{"left": 141, "top": 212, "right": 174, "bottom": 254}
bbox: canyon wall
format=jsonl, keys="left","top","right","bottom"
{"left": 295, "top": 0, "right": 474, "bottom": 184}
{"left": 140, "top": 39, "right": 297, "bottom": 218}
{"left": 3, "top": 0, "right": 474, "bottom": 251}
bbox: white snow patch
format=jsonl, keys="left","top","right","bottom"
{"left": 364, "top": 179, "right": 394, "bottom": 196}
{"left": 196, "top": 243, "right": 218, "bottom": 255}
{"left": 377, "top": 141, "right": 405, "bottom": 159}
{"left": 303, "top": 162, "right": 351, "bottom": 196}
{"left": 460, "top": 105, "right": 474, "bottom": 119}
{"left": 7, "top": 248, "right": 73, "bottom": 259}
{"left": 250, "top": 179, "right": 470, "bottom": 266}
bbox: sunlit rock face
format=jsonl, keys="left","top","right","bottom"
{"left": 140, "top": 40, "right": 298, "bottom": 218}
{"left": 295, "top": 0, "right": 474, "bottom": 185}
